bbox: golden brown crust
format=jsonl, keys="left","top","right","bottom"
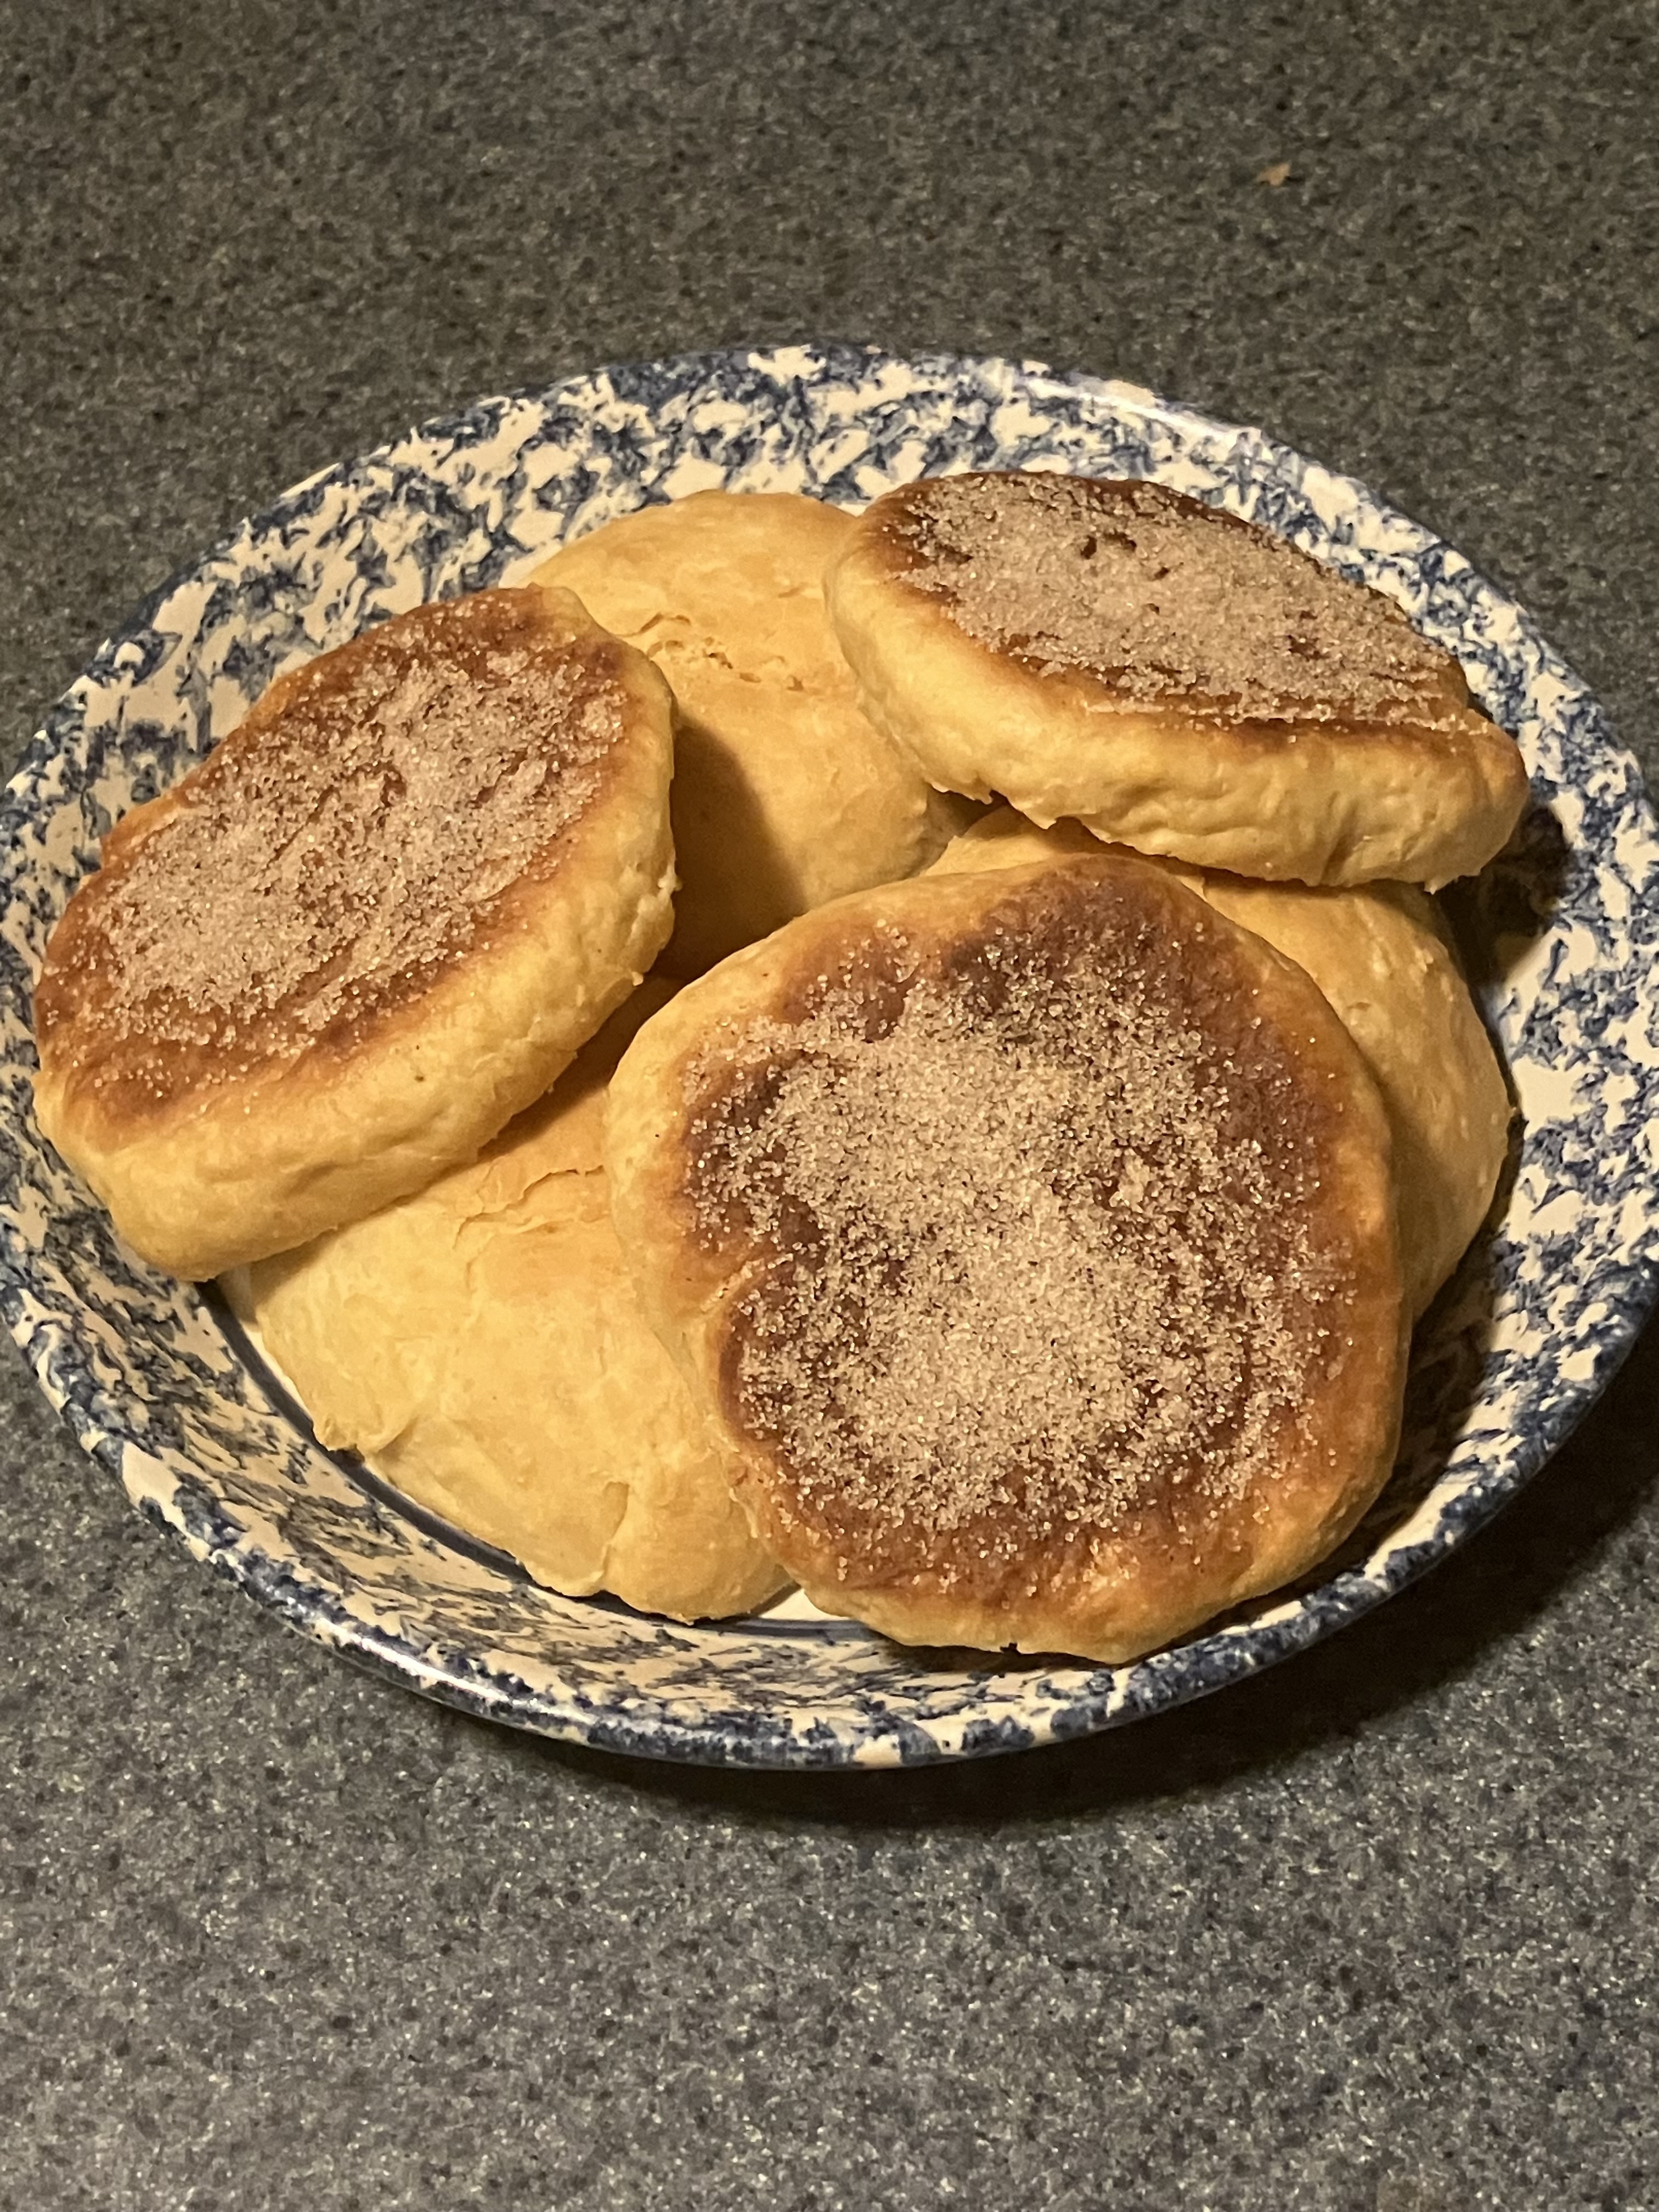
{"left": 826, "top": 473, "right": 1531, "bottom": 888}
{"left": 605, "top": 859, "right": 1409, "bottom": 1662}
{"left": 532, "top": 491, "right": 973, "bottom": 975}
{"left": 930, "top": 811, "right": 1514, "bottom": 1314}
{"left": 33, "top": 585, "right": 676, "bottom": 1277}
{"left": 241, "top": 984, "right": 786, "bottom": 1622}
{"left": 42, "top": 589, "right": 637, "bottom": 1110}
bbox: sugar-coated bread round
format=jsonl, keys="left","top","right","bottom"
{"left": 605, "top": 857, "right": 1408, "bottom": 1663}
{"left": 33, "top": 585, "right": 676, "bottom": 1279}
{"left": 532, "top": 490, "right": 973, "bottom": 975}
{"left": 238, "top": 985, "right": 786, "bottom": 1623}
{"left": 931, "top": 811, "right": 1512, "bottom": 1316}
{"left": 826, "top": 472, "right": 1531, "bottom": 889}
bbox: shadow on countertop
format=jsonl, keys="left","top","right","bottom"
{"left": 499, "top": 1306, "right": 1659, "bottom": 1830}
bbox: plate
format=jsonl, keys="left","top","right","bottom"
{"left": 3, "top": 344, "right": 1657, "bottom": 1769}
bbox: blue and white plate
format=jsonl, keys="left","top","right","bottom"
{"left": 3, "top": 345, "right": 1656, "bottom": 1768}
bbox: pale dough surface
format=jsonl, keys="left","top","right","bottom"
{"left": 932, "top": 810, "right": 1512, "bottom": 1316}
{"left": 533, "top": 491, "right": 974, "bottom": 975}
{"left": 239, "top": 984, "right": 786, "bottom": 1623}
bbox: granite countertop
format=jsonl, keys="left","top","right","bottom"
{"left": 3, "top": 3, "right": 1657, "bottom": 2206}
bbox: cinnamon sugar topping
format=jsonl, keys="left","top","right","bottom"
{"left": 686, "top": 873, "right": 1353, "bottom": 1575}
{"left": 891, "top": 473, "right": 1465, "bottom": 727}
{"left": 69, "top": 591, "right": 622, "bottom": 1065}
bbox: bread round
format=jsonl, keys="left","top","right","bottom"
{"left": 931, "top": 810, "right": 1512, "bottom": 1316}
{"left": 33, "top": 585, "right": 676, "bottom": 1279}
{"left": 605, "top": 857, "right": 1408, "bottom": 1662}
{"left": 826, "top": 472, "right": 1530, "bottom": 889}
{"left": 238, "top": 985, "right": 786, "bottom": 1623}
{"left": 533, "top": 490, "right": 972, "bottom": 975}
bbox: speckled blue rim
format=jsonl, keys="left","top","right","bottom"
{"left": 2, "top": 344, "right": 1656, "bottom": 1768}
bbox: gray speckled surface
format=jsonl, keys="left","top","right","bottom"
{"left": 2, "top": 2, "right": 1657, "bottom": 2206}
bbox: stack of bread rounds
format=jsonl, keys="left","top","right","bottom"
{"left": 34, "top": 471, "right": 1524, "bottom": 1647}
